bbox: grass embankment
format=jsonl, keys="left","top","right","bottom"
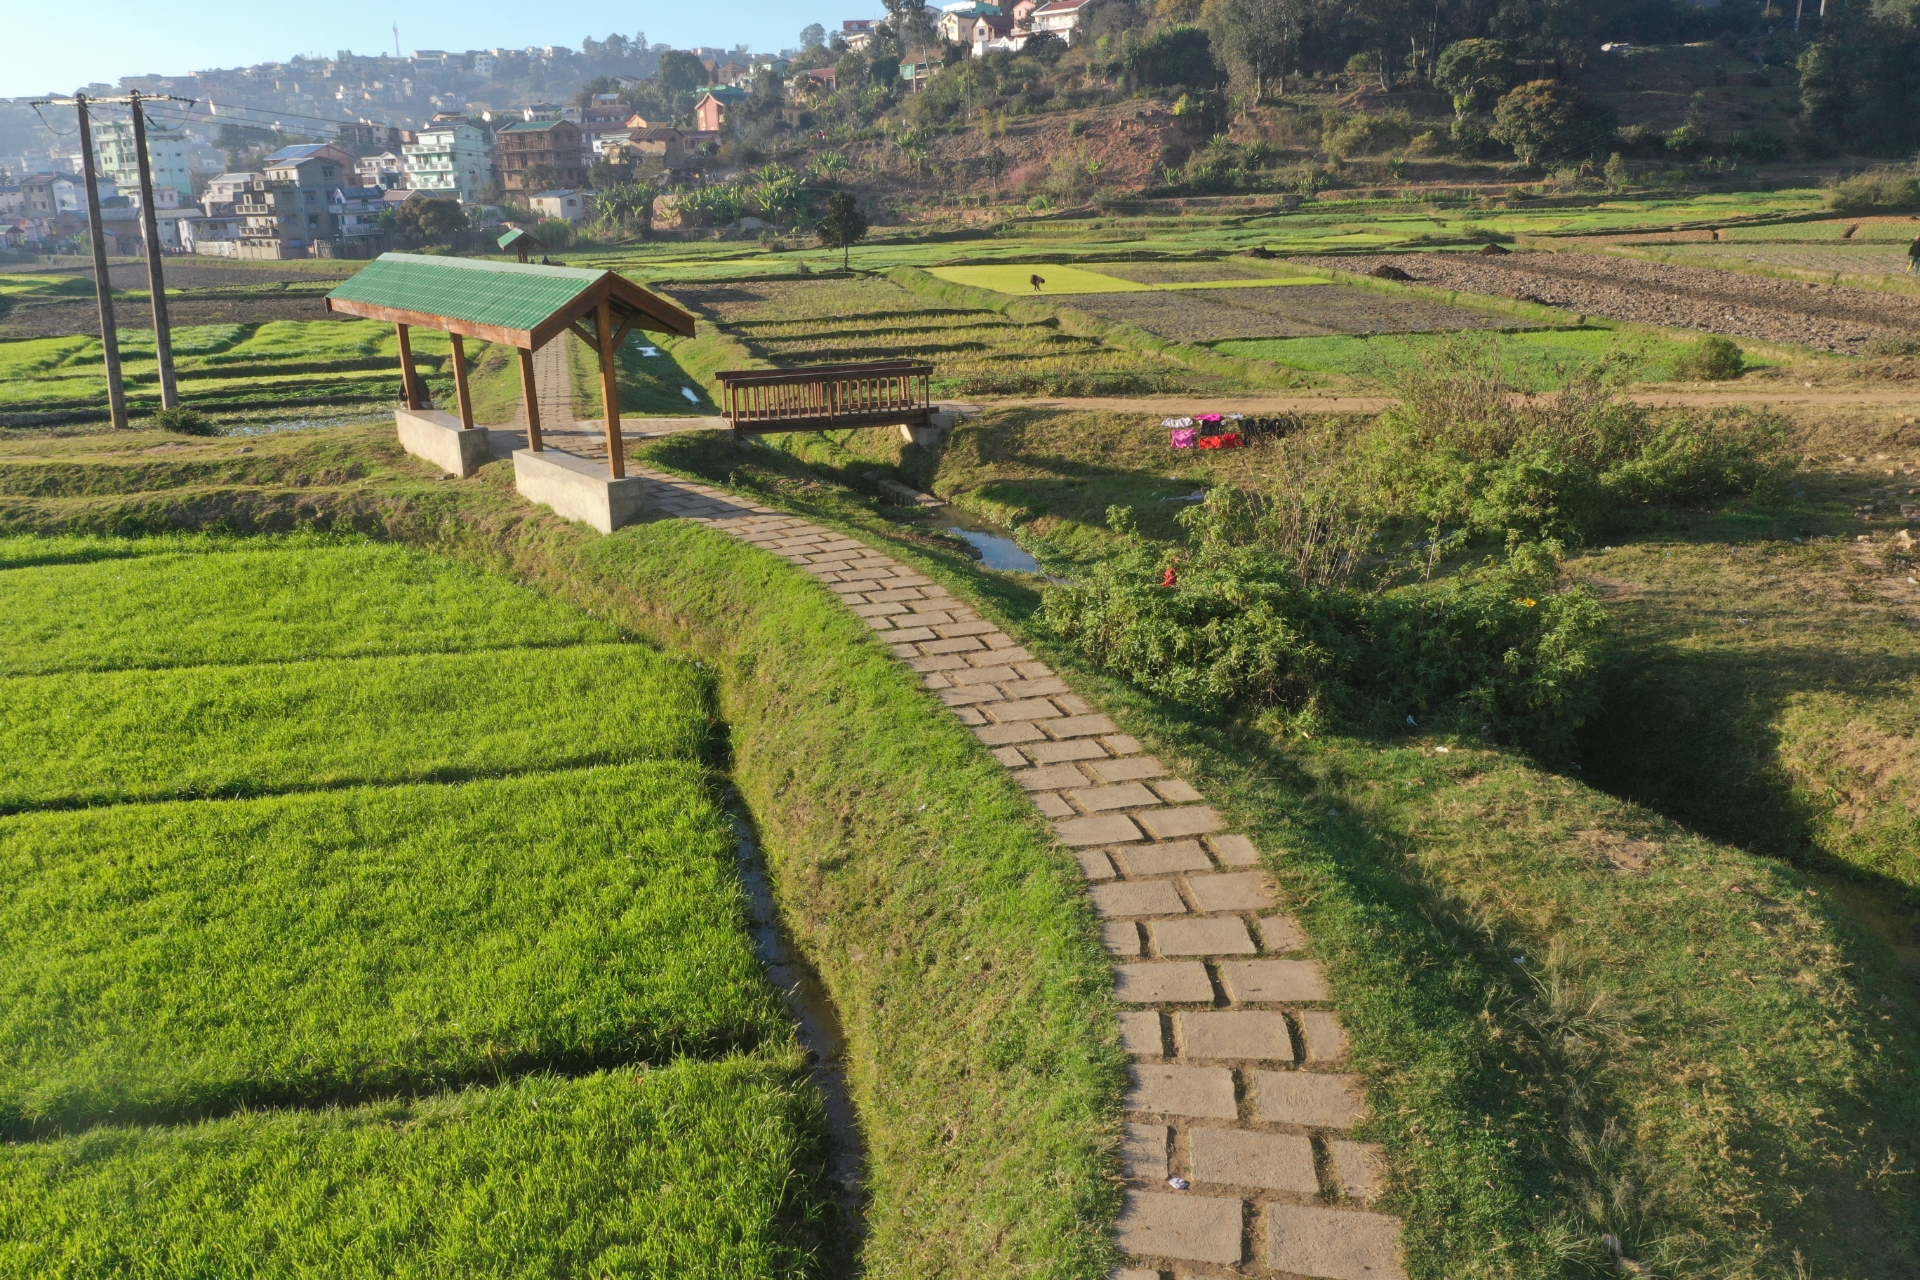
{"left": 643, "top": 413, "right": 1920, "bottom": 1277}
{"left": 0, "top": 432, "right": 1129, "bottom": 1279}
{"left": 0, "top": 534, "right": 825, "bottom": 1277}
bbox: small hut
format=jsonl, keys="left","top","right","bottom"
{"left": 326, "top": 252, "right": 694, "bottom": 529}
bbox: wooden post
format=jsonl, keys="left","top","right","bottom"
{"left": 596, "top": 298, "right": 624, "bottom": 479}
{"left": 449, "top": 332, "right": 474, "bottom": 429}
{"left": 518, "top": 346, "right": 543, "bottom": 451}
{"left": 73, "top": 95, "right": 128, "bottom": 430}
{"left": 129, "top": 95, "right": 179, "bottom": 410}
{"left": 395, "top": 322, "right": 421, "bottom": 409}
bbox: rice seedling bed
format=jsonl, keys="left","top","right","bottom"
{"left": 0, "top": 1060, "right": 823, "bottom": 1280}
{"left": 1213, "top": 326, "right": 1736, "bottom": 389}
{"left": 0, "top": 529, "right": 823, "bottom": 1272}
{"left": 1663, "top": 242, "right": 1920, "bottom": 276}
{"left": 0, "top": 764, "right": 776, "bottom": 1132}
{"left": 0, "top": 537, "right": 614, "bottom": 676}
{"left": 0, "top": 644, "right": 710, "bottom": 812}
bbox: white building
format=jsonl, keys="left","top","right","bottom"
{"left": 93, "top": 118, "right": 196, "bottom": 202}
{"left": 527, "top": 189, "right": 589, "bottom": 223}
{"left": 402, "top": 120, "right": 489, "bottom": 201}
{"left": 1029, "top": 0, "right": 1096, "bottom": 43}
{"left": 355, "top": 151, "right": 406, "bottom": 188}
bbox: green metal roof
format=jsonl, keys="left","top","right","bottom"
{"left": 499, "top": 118, "right": 573, "bottom": 132}
{"left": 327, "top": 253, "right": 602, "bottom": 334}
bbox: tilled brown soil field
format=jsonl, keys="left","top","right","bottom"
{"left": 1066, "top": 282, "right": 1533, "bottom": 343}
{"left": 1291, "top": 250, "right": 1920, "bottom": 353}
{"left": 0, "top": 296, "right": 340, "bottom": 339}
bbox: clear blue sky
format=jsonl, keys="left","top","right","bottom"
{"left": 0, "top": 1, "right": 878, "bottom": 99}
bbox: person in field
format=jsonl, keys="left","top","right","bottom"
{"left": 1030, "top": 273, "right": 1046, "bottom": 292}
{"left": 1908, "top": 235, "right": 1919, "bottom": 274}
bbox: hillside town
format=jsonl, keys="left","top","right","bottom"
{"left": 0, "top": 2, "right": 1101, "bottom": 259}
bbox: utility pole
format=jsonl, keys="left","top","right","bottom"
{"left": 129, "top": 92, "right": 178, "bottom": 409}
{"left": 72, "top": 94, "right": 128, "bottom": 430}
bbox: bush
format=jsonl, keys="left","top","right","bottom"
{"left": 1824, "top": 169, "right": 1920, "bottom": 213}
{"left": 1041, "top": 495, "right": 1604, "bottom": 750}
{"left": 1492, "top": 80, "right": 1615, "bottom": 167}
{"left": 150, "top": 407, "right": 216, "bottom": 436}
{"left": 1350, "top": 336, "right": 1788, "bottom": 544}
{"left": 1671, "top": 334, "right": 1744, "bottom": 381}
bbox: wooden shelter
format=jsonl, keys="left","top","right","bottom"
{"left": 325, "top": 253, "right": 694, "bottom": 478}
{"left": 495, "top": 227, "right": 547, "bottom": 263}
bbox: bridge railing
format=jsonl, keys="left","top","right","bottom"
{"left": 716, "top": 361, "right": 934, "bottom": 436}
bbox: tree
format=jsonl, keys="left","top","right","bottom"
{"left": 815, "top": 190, "right": 868, "bottom": 269}
{"left": 1491, "top": 80, "right": 1610, "bottom": 167}
{"left": 1435, "top": 39, "right": 1516, "bottom": 118}
{"left": 883, "top": 0, "right": 939, "bottom": 51}
{"left": 658, "top": 49, "right": 710, "bottom": 97}
{"left": 394, "top": 194, "right": 467, "bottom": 242}
{"left": 1207, "top": 0, "right": 1303, "bottom": 100}
{"left": 522, "top": 162, "right": 557, "bottom": 192}
{"left": 1125, "top": 25, "right": 1219, "bottom": 90}
{"left": 800, "top": 23, "right": 827, "bottom": 50}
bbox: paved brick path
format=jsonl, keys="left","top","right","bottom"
{"left": 569, "top": 461, "right": 1408, "bottom": 1280}
{"left": 502, "top": 353, "right": 1405, "bottom": 1277}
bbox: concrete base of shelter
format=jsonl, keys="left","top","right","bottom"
{"left": 396, "top": 408, "right": 491, "bottom": 477}
{"left": 512, "top": 447, "right": 649, "bottom": 534}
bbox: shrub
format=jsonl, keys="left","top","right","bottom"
{"left": 1671, "top": 335, "right": 1744, "bottom": 381}
{"left": 1350, "top": 335, "right": 1788, "bottom": 543}
{"left": 150, "top": 407, "right": 216, "bottom": 436}
{"left": 1041, "top": 495, "right": 1604, "bottom": 750}
{"left": 1824, "top": 169, "right": 1920, "bottom": 213}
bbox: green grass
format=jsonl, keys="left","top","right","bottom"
{"left": 930, "top": 263, "right": 1329, "bottom": 295}
{"left": 0, "top": 1059, "right": 825, "bottom": 1280}
{"left": 0, "top": 435, "right": 1130, "bottom": 1277}
{"left": 640, "top": 423, "right": 1920, "bottom": 1278}
{"left": 1213, "top": 327, "right": 1765, "bottom": 389}
{"left": 0, "top": 536, "right": 617, "bottom": 675}
{"left": 0, "top": 644, "right": 712, "bottom": 812}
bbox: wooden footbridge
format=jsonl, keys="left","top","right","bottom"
{"left": 716, "top": 360, "right": 934, "bottom": 441}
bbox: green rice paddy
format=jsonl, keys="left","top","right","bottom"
{"left": 1213, "top": 326, "right": 1759, "bottom": 389}
{"left": 0, "top": 534, "right": 823, "bottom": 1274}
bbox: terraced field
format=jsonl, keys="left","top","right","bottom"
{"left": 1064, "top": 281, "right": 1533, "bottom": 342}
{"left": 0, "top": 319, "right": 441, "bottom": 421}
{"left": 668, "top": 274, "right": 1230, "bottom": 396}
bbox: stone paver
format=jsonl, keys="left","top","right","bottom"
{"left": 1178, "top": 1010, "right": 1296, "bottom": 1061}
{"left": 551, "top": 458, "right": 1405, "bottom": 1280}
{"left": 1222, "top": 959, "right": 1333, "bottom": 1003}
{"left": 1116, "top": 1191, "right": 1245, "bottom": 1265}
{"left": 1118, "top": 839, "right": 1215, "bottom": 876}
{"left": 1256, "top": 1072, "right": 1368, "bottom": 1129}
{"left": 1268, "top": 1205, "right": 1408, "bottom": 1280}
{"left": 1115, "top": 962, "right": 1215, "bottom": 1004}
{"left": 1190, "top": 1127, "right": 1320, "bottom": 1194}
{"left": 1152, "top": 916, "right": 1258, "bottom": 956}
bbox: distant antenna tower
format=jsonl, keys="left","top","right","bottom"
{"left": 393, "top": 24, "right": 400, "bottom": 58}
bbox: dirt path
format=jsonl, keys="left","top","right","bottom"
{"left": 971, "top": 386, "right": 1920, "bottom": 416}
{"left": 1289, "top": 251, "right": 1920, "bottom": 354}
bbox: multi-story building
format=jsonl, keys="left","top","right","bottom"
{"left": 200, "top": 172, "right": 263, "bottom": 216}
{"left": 402, "top": 119, "right": 489, "bottom": 200}
{"left": 93, "top": 117, "right": 195, "bottom": 202}
{"left": 231, "top": 143, "right": 351, "bottom": 257}
{"left": 1029, "top": 0, "right": 1095, "bottom": 44}
{"left": 354, "top": 151, "right": 406, "bottom": 189}
{"left": 497, "top": 118, "right": 585, "bottom": 191}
